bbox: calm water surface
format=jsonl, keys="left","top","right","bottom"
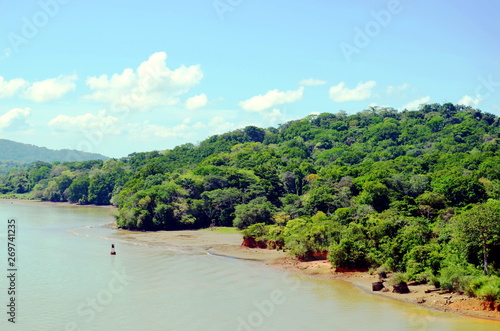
{"left": 1, "top": 200, "right": 499, "bottom": 331}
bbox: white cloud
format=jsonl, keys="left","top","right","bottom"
{"left": 0, "top": 107, "right": 30, "bottom": 130}
{"left": 192, "top": 121, "right": 206, "bottom": 130}
{"left": 299, "top": 78, "right": 327, "bottom": 86}
{"left": 458, "top": 95, "right": 481, "bottom": 107}
{"left": 263, "top": 108, "right": 286, "bottom": 124}
{"left": 185, "top": 93, "right": 208, "bottom": 110}
{"left": 239, "top": 87, "right": 304, "bottom": 112}
{"left": 85, "top": 52, "right": 203, "bottom": 111}
{"left": 48, "top": 110, "right": 119, "bottom": 134}
{"left": 125, "top": 116, "right": 233, "bottom": 142}
{"left": 401, "top": 96, "right": 431, "bottom": 110}
{"left": 387, "top": 83, "right": 409, "bottom": 94}
{"left": 207, "top": 116, "right": 235, "bottom": 134}
{"left": 329, "top": 81, "right": 376, "bottom": 102}
{"left": 0, "top": 75, "right": 76, "bottom": 101}
{"left": 0, "top": 77, "right": 28, "bottom": 98}
{"left": 127, "top": 122, "right": 192, "bottom": 140}
{"left": 24, "top": 75, "right": 77, "bottom": 102}
{"left": 126, "top": 120, "right": 212, "bottom": 142}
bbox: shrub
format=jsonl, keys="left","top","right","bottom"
{"left": 467, "top": 276, "right": 490, "bottom": 296}
{"left": 476, "top": 284, "right": 500, "bottom": 302}
{"left": 328, "top": 222, "right": 371, "bottom": 269}
{"left": 266, "top": 225, "right": 285, "bottom": 249}
{"left": 430, "top": 274, "right": 440, "bottom": 288}
{"left": 376, "top": 266, "right": 388, "bottom": 279}
{"left": 438, "top": 264, "right": 478, "bottom": 292}
{"left": 388, "top": 272, "right": 407, "bottom": 286}
{"left": 285, "top": 214, "right": 340, "bottom": 259}
{"left": 286, "top": 235, "right": 310, "bottom": 259}
{"left": 233, "top": 199, "right": 275, "bottom": 229}
{"left": 467, "top": 276, "right": 500, "bottom": 302}
{"left": 409, "top": 269, "right": 433, "bottom": 284}
{"left": 242, "top": 223, "right": 269, "bottom": 241}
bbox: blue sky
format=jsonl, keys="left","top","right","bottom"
{"left": 1, "top": 0, "right": 499, "bottom": 158}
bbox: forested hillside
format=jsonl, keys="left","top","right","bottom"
{"left": 2, "top": 103, "right": 500, "bottom": 300}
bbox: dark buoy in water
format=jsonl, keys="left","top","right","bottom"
{"left": 111, "top": 244, "right": 116, "bottom": 255}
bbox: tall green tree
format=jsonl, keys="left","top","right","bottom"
{"left": 452, "top": 201, "right": 500, "bottom": 275}
{"left": 68, "top": 176, "right": 90, "bottom": 203}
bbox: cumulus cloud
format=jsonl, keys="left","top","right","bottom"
{"left": 171, "top": 116, "right": 235, "bottom": 135}
{"left": 263, "top": 108, "right": 286, "bottom": 124}
{"left": 401, "top": 96, "right": 431, "bottom": 110}
{"left": 185, "top": 93, "right": 208, "bottom": 110}
{"left": 125, "top": 116, "right": 233, "bottom": 142}
{"left": 0, "top": 107, "right": 30, "bottom": 130}
{"left": 85, "top": 52, "right": 203, "bottom": 111}
{"left": 299, "top": 78, "right": 327, "bottom": 86}
{"left": 0, "top": 77, "right": 28, "bottom": 98}
{"left": 207, "top": 116, "right": 235, "bottom": 134}
{"left": 387, "top": 83, "right": 409, "bottom": 94}
{"left": 329, "top": 81, "right": 376, "bottom": 102}
{"left": 458, "top": 95, "right": 481, "bottom": 107}
{"left": 126, "top": 122, "right": 193, "bottom": 141}
{"left": 24, "top": 75, "right": 77, "bottom": 102}
{"left": 0, "top": 75, "right": 76, "bottom": 101}
{"left": 125, "top": 119, "right": 225, "bottom": 142}
{"left": 239, "top": 87, "right": 304, "bottom": 112}
{"left": 48, "top": 110, "right": 119, "bottom": 134}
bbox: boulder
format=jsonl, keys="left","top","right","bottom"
{"left": 372, "top": 281, "right": 384, "bottom": 291}
{"left": 392, "top": 282, "right": 410, "bottom": 294}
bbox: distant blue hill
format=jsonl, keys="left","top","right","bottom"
{"left": 0, "top": 138, "right": 109, "bottom": 164}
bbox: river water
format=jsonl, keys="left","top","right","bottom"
{"left": 0, "top": 200, "right": 499, "bottom": 331}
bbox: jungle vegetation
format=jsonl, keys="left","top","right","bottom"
{"left": 2, "top": 103, "right": 500, "bottom": 300}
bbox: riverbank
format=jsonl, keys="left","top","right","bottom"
{"left": 8, "top": 198, "right": 498, "bottom": 324}
{"left": 1, "top": 198, "right": 118, "bottom": 210}
{"left": 112, "top": 227, "right": 500, "bottom": 323}
{"left": 265, "top": 256, "right": 500, "bottom": 323}
{"left": 113, "top": 227, "right": 288, "bottom": 261}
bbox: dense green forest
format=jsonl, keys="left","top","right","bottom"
{"left": 2, "top": 103, "right": 500, "bottom": 301}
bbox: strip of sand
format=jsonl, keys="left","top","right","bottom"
{"left": 113, "top": 228, "right": 288, "bottom": 261}
{"left": 114, "top": 227, "right": 500, "bottom": 323}
{"left": 265, "top": 257, "right": 500, "bottom": 323}
{"left": 1, "top": 198, "right": 118, "bottom": 210}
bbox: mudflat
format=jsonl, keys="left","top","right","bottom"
{"left": 116, "top": 227, "right": 500, "bottom": 323}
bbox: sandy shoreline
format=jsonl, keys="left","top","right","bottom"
{"left": 265, "top": 257, "right": 500, "bottom": 323}
{"left": 5, "top": 199, "right": 500, "bottom": 323}
{"left": 1, "top": 198, "right": 118, "bottom": 210}
{"left": 112, "top": 227, "right": 500, "bottom": 323}
{"left": 109, "top": 226, "right": 500, "bottom": 323}
{"left": 113, "top": 228, "right": 288, "bottom": 261}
